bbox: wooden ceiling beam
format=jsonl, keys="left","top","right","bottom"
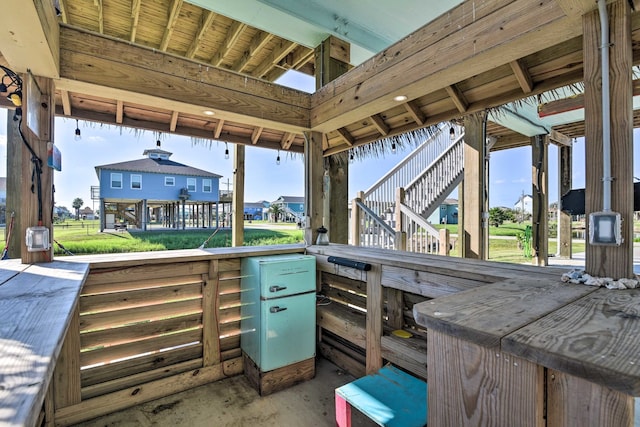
{"left": 404, "top": 100, "right": 426, "bottom": 126}
{"left": 131, "top": 0, "right": 142, "bottom": 43}
{"left": 232, "top": 31, "right": 273, "bottom": 73}
{"left": 210, "top": 21, "right": 246, "bottom": 67}
{"left": 311, "top": 0, "right": 585, "bottom": 133}
{"left": 280, "top": 132, "right": 295, "bottom": 149}
{"left": 549, "top": 129, "right": 571, "bottom": 147}
{"left": 186, "top": 10, "right": 216, "bottom": 59}
{"left": 94, "top": 0, "right": 104, "bottom": 34}
{"left": 116, "top": 100, "right": 124, "bottom": 124}
{"left": 58, "top": 26, "right": 310, "bottom": 132}
{"left": 59, "top": 89, "right": 72, "bottom": 116}
{"left": 169, "top": 110, "right": 179, "bottom": 131}
{"left": 510, "top": 59, "right": 534, "bottom": 93}
{"left": 251, "top": 127, "right": 263, "bottom": 144}
{"left": 251, "top": 41, "right": 297, "bottom": 79}
{"left": 160, "top": 0, "right": 184, "bottom": 52}
{"left": 214, "top": 119, "right": 225, "bottom": 138}
{"left": 445, "top": 84, "right": 469, "bottom": 113}
{"left": 336, "top": 128, "right": 354, "bottom": 146}
{"left": 370, "top": 114, "right": 389, "bottom": 136}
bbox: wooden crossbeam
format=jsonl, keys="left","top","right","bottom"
{"left": 539, "top": 80, "right": 640, "bottom": 117}
{"left": 370, "top": 114, "right": 389, "bottom": 136}
{"left": 160, "top": 0, "right": 184, "bottom": 52}
{"left": 549, "top": 129, "right": 571, "bottom": 147}
{"left": 251, "top": 127, "right": 263, "bottom": 144}
{"left": 210, "top": 21, "right": 246, "bottom": 67}
{"left": 94, "top": 0, "right": 103, "bottom": 34}
{"left": 131, "top": 0, "right": 141, "bottom": 43}
{"left": 445, "top": 84, "right": 469, "bottom": 113}
{"left": 169, "top": 110, "right": 179, "bottom": 131}
{"left": 186, "top": 10, "right": 216, "bottom": 59}
{"left": 280, "top": 132, "right": 295, "bottom": 149}
{"left": 116, "top": 100, "right": 124, "bottom": 124}
{"left": 214, "top": 119, "right": 225, "bottom": 139}
{"left": 336, "top": 128, "right": 354, "bottom": 146}
{"left": 404, "top": 101, "right": 426, "bottom": 126}
{"left": 252, "top": 41, "right": 297, "bottom": 79}
{"left": 284, "top": 47, "right": 315, "bottom": 71}
{"left": 232, "top": 31, "right": 273, "bottom": 72}
{"left": 60, "top": 89, "right": 72, "bottom": 116}
{"left": 510, "top": 59, "right": 534, "bottom": 93}
{"left": 322, "top": 133, "right": 329, "bottom": 150}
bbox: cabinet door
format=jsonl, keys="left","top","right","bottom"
{"left": 260, "top": 293, "right": 316, "bottom": 371}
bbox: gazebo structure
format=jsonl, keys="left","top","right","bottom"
{"left": 1, "top": 1, "right": 639, "bottom": 426}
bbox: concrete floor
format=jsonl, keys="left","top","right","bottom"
{"left": 73, "top": 357, "right": 376, "bottom": 427}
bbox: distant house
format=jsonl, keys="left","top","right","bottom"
{"left": 244, "top": 200, "right": 270, "bottom": 220}
{"left": 95, "top": 149, "right": 222, "bottom": 231}
{"left": 428, "top": 198, "right": 459, "bottom": 224}
{"left": 79, "top": 207, "right": 95, "bottom": 220}
{"left": 514, "top": 194, "right": 533, "bottom": 215}
{"left": 270, "top": 196, "right": 305, "bottom": 222}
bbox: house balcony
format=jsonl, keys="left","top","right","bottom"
{"left": 2, "top": 245, "right": 640, "bottom": 427}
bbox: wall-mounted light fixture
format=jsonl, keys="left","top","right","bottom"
{"left": 74, "top": 119, "right": 81, "bottom": 141}
{"left": 224, "top": 142, "right": 229, "bottom": 160}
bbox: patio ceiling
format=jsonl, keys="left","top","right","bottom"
{"left": 1, "top": 0, "right": 640, "bottom": 156}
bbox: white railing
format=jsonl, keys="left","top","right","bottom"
{"left": 404, "top": 135, "right": 464, "bottom": 218}
{"left": 399, "top": 203, "right": 440, "bottom": 254}
{"left": 353, "top": 200, "right": 397, "bottom": 249}
{"left": 362, "top": 124, "right": 462, "bottom": 216}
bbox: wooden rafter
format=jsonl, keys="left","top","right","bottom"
{"left": 210, "top": 21, "right": 246, "bottom": 67}
{"left": 186, "top": 11, "right": 216, "bottom": 59}
{"left": 214, "top": 119, "right": 225, "bottom": 138}
{"left": 116, "top": 100, "right": 124, "bottom": 124}
{"left": 160, "top": 0, "right": 184, "bottom": 52}
{"left": 322, "top": 133, "right": 329, "bottom": 150}
{"left": 280, "top": 132, "right": 295, "bottom": 149}
{"left": 130, "top": 0, "right": 142, "bottom": 43}
{"left": 94, "top": 0, "right": 103, "bottom": 34}
{"left": 251, "top": 127, "right": 263, "bottom": 144}
{"left": 549, "top": 129, "right": 571, "bottom": 147}
{"left": 370, "top": 114, "right": 389, "bottom": 136}
{"left": 251, "top": 41, "right": 297, "bottom": 79}
{"left": 281, "top": 47, "right": 315, "bottom": 71}
{"left": 336, "top": 128, "right": 354, "bottom": 146}
{"left": 510, "top": 59, "right": 534, "bottom": 93}
{"left": 404, "top": 101, "right": 426, "bottom": 126}
{"left": 445, "top": 84, "right": 469, "bottom": 113}
{"left": 58, "top": 0, "right": 69, "bottom": 24}
{"left": 232, "top": 31, "right": 272, "bottom": 72}
{"left": 59, "top": 90, "right": 72, "bottom": 116}
{"left": 169, "top": 110, "right": 179, "bottom": 131}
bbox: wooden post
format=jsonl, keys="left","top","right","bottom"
{"left": 583, "top": 0, "right": 633, "bottom": 279}
{"left": 304, "top": 132, "right": 324, "bottom": 245}
{"left": 394, "top": 187, "right": 407, "bottom": 251}
{"left": 315, "top": 36, "right": 351, "bottom": 90}
{"left": 461, "top": 113, "right": 487, "bottom": 260}
{"left": 350, "top": 191, "right": 364, "bottom": 246}
{"left": 232, "top": 144, "right": 245, "bottom": 247}
{"left": 52, "top": 304, "right": 81, "bottom": 414}
{"left": 20, "top": 75, "right": 54, "bottom": 263}
{"left": 6, "top": 109, "right": 23, "bottom": 259}
{"left": 439, "top": 228, "right": 450, "bottom": 256}
{"left": 366, "top": 264, "right": 383, "bottom": 374}
{"left": 202, "top": 260, "right": 221, "bottom": 367}
{"left": 558, "top": 145, "right": 573, "bottom": 258}
{"left": 531, "top": 135, "right": 549, "bottom": 266}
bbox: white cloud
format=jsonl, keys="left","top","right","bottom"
{"left": 87, "top": 135, "right": 106, "bottom": 143}
{"left": 512, "top": 178, "right": 528, "bottom": 183}
{"left": 494, "top": 179, "right": 506, "bottom": 184}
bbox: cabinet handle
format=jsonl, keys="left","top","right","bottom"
{"left": 269, "top": 285, "right": 288, "bottom": 292}
{"left": 270, "top": 306, "right": 287, "bottom": 313}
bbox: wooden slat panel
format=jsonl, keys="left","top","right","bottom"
{"left": 381, "top": 334, "right": 427, "bottom": 380}
{"left": 85, "top": 261, "right": 209, "bottom": 286}
{"left": 80, "top": 328, "right": 202, "bottom": 367}
{"left": 381, "top": 265, "right": 490, "bottom": 298}
{"left": 219, "top": 278, "right": 240, "bottom": 295}
{"left": 317, "top": 304, "right": 366, "bottom": 349}
{"left": 82, "top": 273, "right": 204, "bottom": 295}
{"left": 80, "top": 283, "right": 202, "bottom": 314}
{"left": 80, "top": 312, "right": 202, "bottom": 349}
{"left": 321, "top": 284, "right": 366, "bottom": 311}
{"left": 80, "top": 298, "right": 202, "bottom": 332}
{"left": 81, "top": 344, "right": 203, "bottom": 388}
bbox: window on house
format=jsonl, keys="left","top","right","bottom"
{"left": 202, "top": 179, "right": 212, "bottom": 193}
{"left": 165, "top": 176, "right": 175, "bottom": 186}
{"left": 187, "top": 178, "right": 196, "bottom": 192}
{"left": 131, "top": 174, "right": 142, "bottom": 190}
{"left": 111, "top": 173, "right": 122, "bottom": 189}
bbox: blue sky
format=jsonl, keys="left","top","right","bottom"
{"left": 0, "top": 70, "right": 637, "bottom": 212}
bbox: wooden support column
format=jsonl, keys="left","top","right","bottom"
{"left": 202, "top": 260, "right": 221, "bottom": 367}
{"left": 366, "top": 264, "right": 383, "bottom": 374}
{"left": 350, "top": 191, "right": 364, "bottom": 246}
{"left": 531, "top": 135, "right": 549, "bottom": 266}
{"left": 304, "top": 132, "right": 324, "bottom": 245}
{"left": 461, "top": 113, "right": 488, "bottom": 260}
{"left": 6, "top": 109, "right": 23, "bottom": 259}
{"left": 583, "top": 0, "right": 633, "bottom": 279}
{"left": 232, "top": 144, "right": 245, "bottom": 247}
{"left": 316, "top": 36, "right": 351, "bottom": 243}
{"left": 20, "top": 75, "right": 55, "bottom": 263}
{"left": 558, "top": 145, "right": 573, "bottom": 258}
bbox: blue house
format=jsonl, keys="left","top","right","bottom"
{"left": 95, "top": 149, "right": 222, "bottom": 231}
{"left": 271, "top": 196, "right": 305, "bottom": 222}
{"left": 428, "top": 198, "right": 459, "bottom": 225}
{"left": 244, "top": 200, "right": 270, "bottom": 221}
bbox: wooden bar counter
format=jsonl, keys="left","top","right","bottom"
{"left": 414, "top": 277, "right": 639, "bottom": 426}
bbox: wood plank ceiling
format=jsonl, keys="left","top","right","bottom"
{"left": 3, "top": 0, "right": 640, "bottom": 156}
